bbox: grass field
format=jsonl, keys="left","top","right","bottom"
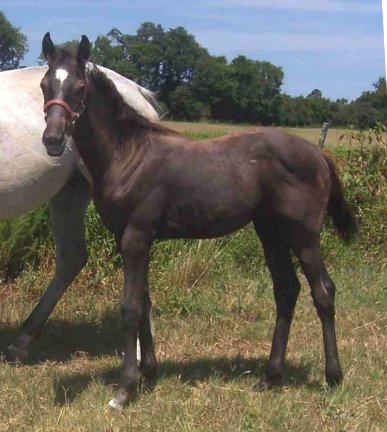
{"left": 0, "top": 125, "right": 386, "bottom": 431}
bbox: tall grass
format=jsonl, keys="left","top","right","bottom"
{"left": 0, "top": 207, "right": 51, "bottom": 280}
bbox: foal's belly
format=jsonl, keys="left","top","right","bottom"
{"left": 158, "top": 217, "right": 252, "bottom": 239}
{"left": 158, "top": 200, "right": 255, "bottom": 239}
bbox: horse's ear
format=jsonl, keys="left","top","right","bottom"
{"left": 77, "top": 35, "right": 91, "bottom": 65}
{"left": 42, "top": 32, "right": 56, "bottom": 64}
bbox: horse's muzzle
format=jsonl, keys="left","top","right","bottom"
{"left": 42, "top": 130, "right": 67, "bottom": 157}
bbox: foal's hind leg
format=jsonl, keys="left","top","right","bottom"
{"left": 253, "top": 216, "right": 301, "bottom": 391}
{"left": 6, "top": 176, "right": 90, "bottom": 362}
{"left": 290, "top": 223, "right": 343, "bottom": 386}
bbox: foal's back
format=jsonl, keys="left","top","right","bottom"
{"left": 107, "top": 127, "right": 330, "bottom": 239}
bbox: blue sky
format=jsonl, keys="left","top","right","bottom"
{"left": 1, "top": 0, "right": 385, "bottom": 101}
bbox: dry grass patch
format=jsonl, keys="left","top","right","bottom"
{"left": 0, "top": 253, "right": 386, "bottom": 431}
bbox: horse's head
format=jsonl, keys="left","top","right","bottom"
{"left": 41, "top": 33, "right": 90, "bottom": 156}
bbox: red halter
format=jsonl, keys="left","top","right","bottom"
{"left": 43, "top": 76, "right": 88, "bottom": 127}
{"left": 43, "top": 98, "right": 82, "bottom": 122}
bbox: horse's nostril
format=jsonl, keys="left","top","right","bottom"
{"left": 43, "top": 130, "right": 64, "bottom": 146}
{"left": 42, "top": 130, "right": 66, "bottom": 156}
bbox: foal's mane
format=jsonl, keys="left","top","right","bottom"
{"left": 88, "top": 67, "right": 177, "bottom": 139}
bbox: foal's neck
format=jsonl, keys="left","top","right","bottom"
{"left": 73, "top": 78, "right": 149, "bottom": 185}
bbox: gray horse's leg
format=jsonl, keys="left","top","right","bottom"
{"left": 6, "top": 176, "right": 90, "bottom": 361}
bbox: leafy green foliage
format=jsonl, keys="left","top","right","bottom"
{"left": 335, "top": 122, "right": 387, "bottom": 256}
{"left": 281, "top": 80, "right": 387, "bottom": 129}
{"left": 0, "top": 11, "right": 27, "bottom": 71}
{"left": 89, "top": 22, "right": 385, "bottom": 127}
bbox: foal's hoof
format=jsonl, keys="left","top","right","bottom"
{"left": 108, "top": 397, "right": 124, "bottom": 411}
{"left": 326, "top": 368, "right": 343, "bottom": 388}
{"left": 5, "top": 345, "right": 28, "bottom": 363}
{"left": 108, "top": 384, "right": 138, "bottom": 411}
{"left": 141, "top": 364, "right": 158, "bottom": 392}
{"left": 253, "top": 379, "right": 271, "bottom": 392}
{"left": 253, "top": 375, "right": 282, "bottom": 392}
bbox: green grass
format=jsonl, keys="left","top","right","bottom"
{"left": 0, "top": 125, "right": 386, "bottom": 431}
{"left": 181, "top": 129, "right": 229, "bottom": 140}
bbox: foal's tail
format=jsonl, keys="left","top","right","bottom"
{"left": 323, "top": 153, "right": 357, "bottom": 243}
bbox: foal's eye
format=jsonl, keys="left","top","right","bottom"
{"left": 74, "top": 80, "right": 85, "bottom": 92}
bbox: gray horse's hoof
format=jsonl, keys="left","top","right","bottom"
{"left": 5, "top": 344, "right": 29, "bottom": 363}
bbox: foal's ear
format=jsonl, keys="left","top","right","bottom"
{"left": 77, "top": 35, "right": 91, "bottom": 65}
{"left": 42, "top": 32, "right": 56, "bottom": 64}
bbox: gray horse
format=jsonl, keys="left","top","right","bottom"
{"left": 0, "top": 65, "right": 159, "bottom": 361}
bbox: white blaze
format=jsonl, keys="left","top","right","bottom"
{"left": 55, "top": 68, "right": 69, "bottom": 84}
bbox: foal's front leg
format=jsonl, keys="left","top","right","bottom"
{"left": 109, "top": 226, "right": 155, "bottom": 410}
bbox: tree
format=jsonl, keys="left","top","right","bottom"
{"left": 168, "top": 84, "right": 210, "bottom": 120}
{"left": 352, "top": 77, "right": 387, "bottom": 128}
{"left": 191, "top": 55, "right": 237, "bottom": 120}
{"left": 280, "top": 95, "right": 313, "bottom": 126}
{"left": 0, "top": 11, "right": 28, "bottom": 71}
{"left": 229, "top": 55, "right": 283, "bottom": 125}
{"left": 307, "top": 89, "right": 323, "bottom": 99}
{"left": 93, "top": 24, "right": 208, "bottom": 94}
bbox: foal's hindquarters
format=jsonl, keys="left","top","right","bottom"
{"left": 251, "top": 146, "right": 344, "bottom": 390}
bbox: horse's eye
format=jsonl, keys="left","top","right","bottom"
{"left": 74, "top": 80, "right": 85, "bottom": 92}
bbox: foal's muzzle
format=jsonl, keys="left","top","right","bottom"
{"left": 42, "top": 97, "right": 85, "bottom": 157}
{"left": 42, "top": 129, "right": 67, "bottom": 156}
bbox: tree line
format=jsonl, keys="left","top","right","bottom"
{"left": 1, "top": 12, "right": 386, "bottom": 128}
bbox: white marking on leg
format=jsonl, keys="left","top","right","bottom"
{"left": 108, "top": 398, "right": 123, "bottom": 411}
{"left": 55, "top": 68, "right": 69, "bottom": 85}
{"left": 136, "top": 338, "right": 141, "bottom": 364}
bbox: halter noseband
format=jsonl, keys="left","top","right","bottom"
{"left": 43, "top": 98, "right": 84, "bottom": 124}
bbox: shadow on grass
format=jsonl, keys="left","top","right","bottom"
{"left": 52, "top": 355, "right": 316, "bottom": 406}
{"left": 0, "top": 310, "right": 123, "bottom": 364}
{"left": 1, "top": 314, "right": 320, "bottom": 406}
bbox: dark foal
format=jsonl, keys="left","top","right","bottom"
{"left": 40, "top": 34, "right": 356, "bottom": 409}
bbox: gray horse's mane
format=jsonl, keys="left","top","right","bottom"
{"left": 88, "top": 66, "right": 177, "bottom": 140}
{"left": 137, "top": 87, "right": 162, "bottom": 117}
